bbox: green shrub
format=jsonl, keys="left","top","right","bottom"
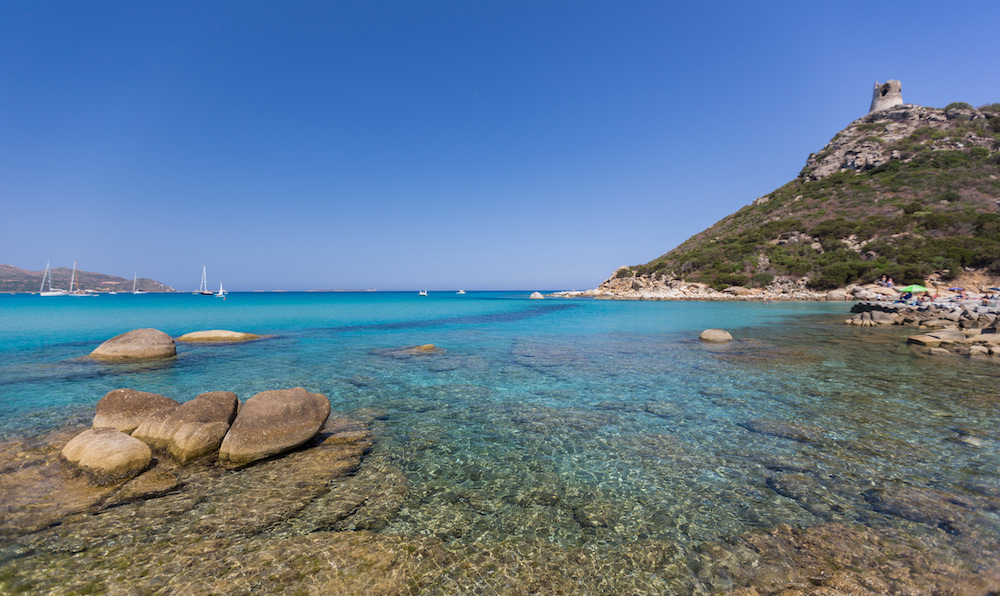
{"left": 945, "top": 102, "right": 973, "bottom": 111}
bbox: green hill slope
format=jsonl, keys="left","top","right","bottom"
{"left": 612, "top": 102, "right": 1000, "bottom": 291}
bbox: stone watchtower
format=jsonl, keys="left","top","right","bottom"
{"left": 870, "top": 80, "right": 903, "bottom": 113}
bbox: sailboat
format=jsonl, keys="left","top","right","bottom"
{"left": 215, "top": 282, "right": 227, "bottom": 298}
{"left": 68, "top": 260, "right": 97, "bottom": 297}
{"left": 197, "top": 266, "right": 212, "bottom": 295}
{"left": 132, "top": 272, "right": 146, "bottom": 294}
{"left": 39, "top": 260, "right": 67, "bottom": 296}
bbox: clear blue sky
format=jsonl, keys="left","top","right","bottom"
{"left": 3, "top": 1, "right": 999, "bottom": 291}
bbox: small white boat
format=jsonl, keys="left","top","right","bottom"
{"left": 215, "top": 282, "right": 227, "bottom": 298}
{"left": 457, "top": 290, "right": 466, "bottom": 295}
{"left": 418, "top": 290, "right": 428, "bottom": 296}
{"left": 197, "top": 266, "right": 213, "bottom": 295}
{"left": 68, "top": 260, "right": 97, "bottom": 297}
{"left": 39, "top": 260, "right": 67, "bottom": 296}
{"left": 132, "top": 272, "right": 146, "bottom": 294}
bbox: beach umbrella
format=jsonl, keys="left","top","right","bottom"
{"left": 897, "top": 284, "right": 930, "bottom": 293}
{"left": 949, "top": 287, "right": 964, "bottom": 291}
{"left": 989, "top": 287, "right": 1000, "bottom": 292}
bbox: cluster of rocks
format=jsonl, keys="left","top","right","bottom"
{"left": 62, "top": 386, "right": 331, "bottom": 484}
{"left": 551, "top": 274, "right": 830, "bottom": 301}
{"left": 847, "top": 301, "right": 1000, "bottom": 360}
{"left": 89, "top": 327, "right": 260, "bottom": 361}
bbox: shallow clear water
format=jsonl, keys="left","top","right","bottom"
{"left": 1, "top": 291, "right": 998, "bottom": 590}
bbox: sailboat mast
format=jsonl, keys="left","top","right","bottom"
{"left": 70, "top": 260, "right": 77, "bottom": 293}
{"left": 40, "top": 260, "right": 49, "bottom": 293}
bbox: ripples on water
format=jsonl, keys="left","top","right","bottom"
{"left": 0, "top": 293, "right": 998, "bottom": 592}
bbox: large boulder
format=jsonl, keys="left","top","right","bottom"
{"left": 699, "top": 329, "right": 733, "bottom": 343}
{"left": 93, "top": 388, "right": 180, "bottom": 434}
{"left": 176, "top": 330, "right": 260, "bottom": 342}
{"left": 61, "top": 427, "right": 152, "bottom": 485}
{"left": 167, "top": 391, "right": 240, "bottom": 464}
{"left": 529, "top": 292, "right": 545, "bottom": 300}
{"left": 219, "top": 388, "right": 330, "bottom": 467}
{"left": 90, "top": 328, "right": 176, "bottom": 361}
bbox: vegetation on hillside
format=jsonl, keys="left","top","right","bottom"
{"left": 619, "top": 103, "right": 1000, "bottom": 290}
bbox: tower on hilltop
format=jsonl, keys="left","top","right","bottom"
{"left": 870, "top": 80, "right": 903, "bottom": 113}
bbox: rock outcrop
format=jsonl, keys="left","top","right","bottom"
{"left": 61, "top": 427, "right": 152, "bottom": 484}
{"left": 219, "top": 387, "right": 331, "bottom": 466}
{"left": 176, "top": 330, "right": 260, "bottom": 342}
{"left": 132, "top": 391, "right": 240, "bottom": 464}
{"left": 699, "top": 329, "right": 733, "bottom": 343}
{"left": 93, "top": 388, "right": 180, "bottom": 434}
{"left": 90, "top": 328, "right": 177, "bottom": 361}
{"left": 803, "top": 103, "right": 997, "bottom": 181}
{"left": 848, "top": 300, "right": 1000, "bottom": 361}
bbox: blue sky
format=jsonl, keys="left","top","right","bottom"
{"left": 3, "top": 1, "right": 999, "bottom": 291}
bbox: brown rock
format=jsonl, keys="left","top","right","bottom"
{"left": 93, "top": 388, "right": 179, "bottom": 434}
{"left": 176, "top": 330, "right": 260, "bottom": 342}
{"left": 699, "top": 329, "right": 733, "bottom": 343}
{"left": 61, "top": 427, "right": 152, "bottom": 485}
{"left": 90, "top": 328, "right": 176, "bottom": 361}
{"left": 167, "top": 391, "right": 240, "bottom": 464}
{"left": 218, "top": 387, "right": 331, "bottom": 467}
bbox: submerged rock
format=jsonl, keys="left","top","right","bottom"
{"left": 61, "top": 427, "right": 152, "bottom": 485}
{"left": 219, "top": 387, "right": 331, "bottom": 467}
{"left": 739, "top": 419, "right": 824, "bottom": 444}
{"left": 90, "top": 328, "right": 176, "bottom": 361}
{"left": 176, "top": 330, "right": 260, "bottom": 342}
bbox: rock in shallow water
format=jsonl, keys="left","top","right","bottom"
{"left": 61, "top": 427, "right": 152, "bottom": 485}
{"left": 699, "top": 329, "right": 733, "bottom": 343}
{"left": 89, "top": 328, "right": 176, "bottom": 361}
{"left": 219, "top": 387, "right": 331, "bottom": 467}
{"left": 93, "top": 388, "right": 180, "bottom": 434}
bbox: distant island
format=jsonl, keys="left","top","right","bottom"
{"left": 589, "top": 81, "right": 1000, "bottom": 298}
{"left": 0, "top": 264, "right": 175, "bottom": 293}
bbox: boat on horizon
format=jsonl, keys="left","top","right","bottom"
{"left": 215, "top": 282, "right": 227, "bottom": 298}
{"left": 196, "top": 266, "right": 213, "bottom": 295}
{"left": 418, "top": 290, "right": 428, "bottom": 296}
{"left": 68, "top": 260, "right": 97, "bottom": 297}
{"left": 38, "top": 260, "right": 67, "bottom": 296}
{"left": 132, "top": 272, "right": 146, "bottom": 295}
{"left": 457, "top": 290, "right": 466, "bottom": 295}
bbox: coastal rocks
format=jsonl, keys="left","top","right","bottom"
{"left": 90, "top": 328, "right": 177, "bottom": 361}
{"left": 61, "top": 427, "right": 152, "bottom": 484}
{"left": 133, "top": 391, "right": 240, "bottom": 464}
{"left": 176, "top": 330, "right": 260, "bottom": 342}
{"left": 219, "top": 387, "right": 331, "bottom": 467}
{"left": 93, "top": 388, "right": 180, "bottom": 434}
{"left": 529, "top": 292, "right": 544, "bottom": 299}
{"left": 849, "top": 300, "right": 1000, "bottom": 362}
{"left": 699, "top": 329, "right": 733, "bottom": 343}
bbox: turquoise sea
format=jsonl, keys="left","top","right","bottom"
{"left": 1, "top": 291, "right": 998, "bottom": 592}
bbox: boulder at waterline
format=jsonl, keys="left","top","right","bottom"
{"left": 167, "top": 391, "right": 240, "bottom": 464}
{"left": 219, "top": 387, "right": 331, "bottom": 467}
{"left": 529, "top": 292, "right": 544, "bottom": 299}
{"left": 90, "top": 328, "right": 176, "bottom": 361}
{"left": 61, "top": 427, "right": 152, "bottom": 485}
{"left": 93, "top": 388, "right": 180, "bottom": 434}
{"left": 699, "top": 329, "right": 733, "bottom": 343}
{"left": 176, "top": 330, "right": 260, "bottom": 342}
{"left": 370, "top": 344, "right": 445, "bottom": 358}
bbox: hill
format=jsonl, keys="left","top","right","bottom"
{"left": 602, "top": 100, "right": 1000, "bottom": 295}
{"left": 0, "top": 264, "right": 175, "bottom": 293}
